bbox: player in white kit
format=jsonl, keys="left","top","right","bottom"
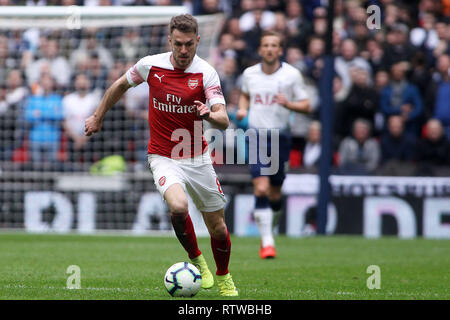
{"left": 237, "top": 31, "right": 310, "bottom": 259}
{"left": 84, "top": 14, "right": 238, "bottom": 296}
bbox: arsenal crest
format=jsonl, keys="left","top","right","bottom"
{"left": 188, "top": 78, "right": 198, "bottom": 89}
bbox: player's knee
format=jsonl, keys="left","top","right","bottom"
{"left": 254, "top": 185, "right": 269, "bottom": 197}
{"left": 169, "top": 199, "right": 189, "bottom": 215}
{"left": 211, "top": 222, "right": 228, "bottom": 240}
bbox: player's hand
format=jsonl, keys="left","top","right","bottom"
{"left": 275, "top": 93, "right": 288, "bottom": 107}
{"left": 84, "top": 114, "right": 102, "bottom": 136}
{"left": 194, "top": 100, "right": 210, "bottom": 120}
{"left": 236, "top": 108, "right": 248, "bottom": 121}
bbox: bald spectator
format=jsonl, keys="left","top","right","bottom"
{"left": 378, "top": 115, "right": 416, "bottom": 176}
{"left": 302, "top": 121, "right": 321, "bottom": 171}
{"left": 415, "top": 119, "right": 450, "bottom": 176}
{"left": 337, "top": 119, "right": 380, "bottom": 175}
{"left": 335, "top": 38, "right": 372, "bottom": 92}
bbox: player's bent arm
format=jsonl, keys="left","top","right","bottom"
{"left": 85, "top": 74, "right": 131, "bottom": 136}
{"left": 206, "top": 103, "right": 230, "bottom": 130}
{"left": 93, "top": 74, "right": 131, "bottom": 121}
{"left": 284, "top": 98, "right": 311, "bottom": 114}
{"left": 236, "top": 92, "right": 250, "bottom": 120}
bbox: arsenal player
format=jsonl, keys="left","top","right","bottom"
{"left": 85, "top": 14, "right": 237, "bottom": 296}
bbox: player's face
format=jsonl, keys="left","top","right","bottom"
{"left": 258, "top": 35, "right": 283, "bottom": 65}
{"left": 169, "top": 29, "right": 200, "bottom": 69}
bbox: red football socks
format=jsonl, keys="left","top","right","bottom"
{"left": 170, "top": 213, "right": 201, "bottom": 259}
{"left": 210, "top": 229, "right": 231, "bottom": 276}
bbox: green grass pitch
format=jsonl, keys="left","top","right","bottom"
{"left": 0, "top": 233, "right": 448, "bottom": 300}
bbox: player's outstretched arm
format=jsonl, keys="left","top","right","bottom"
{"left": 276, "top": 95, "right": 310, "bottom": 114}
{"left": 85, "top": 74, "right": 131, "bottom": 136}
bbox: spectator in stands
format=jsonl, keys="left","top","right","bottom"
{"left": 303, "top": 36, "right": 325, "bottom": 84}
{"left": 414, "top": 118, "right": 450, "bottom": 176}
{"left": 290, "top": 77, "right": 318, "bottom": 163}
{"left": 380, "top": 61, "right": 423, "bottom": 138}
{"left": 193, "top": 0, "right": 225, "bottom": 15}
{"left": 365, "top": 39, "right": 385, "bottom": 74}
{"left": 378, "top": 115, "right": 416, "bottom": 176}
{"left": 24, "top": 74, "right": 63, "bottom": 164}
{"left": 218, "top": 55, "right": 238, "bottom": 101}
{"left": 0, "top": 35, "right": 18, "bottom": 85}
{"left": 432, "top": 19, "right": 450, "bottom": 59}
{"left": 26, "top": 38, "right": 71, "bottom": 89}
{"left": 86, "top": 52, "right": 109, "bottom": 91}
{"left": 70, "top": 28, "right": 114, "bottom": 70}
{"left": 63, "top": 73, "right": 100, "bottom": 165}
{"left": 311, "top": 6, "right": 328, "bottom": 38}
{"left": 381, "top": 23, "right": 417, "bottom": 70}
{"left": 335, "top": 38, "right": 372, "bottom": 92}
{"left": 302, "top": 120, "right": 321, "bottom": 172}
{"left": 209, "top": 33, "right": 237, "bottom": 73}
{"left": 119, "top": 27, "right": 146, "bottom": 62}
{"left": 239, "top": 0, "right": 276, "bottom": 33}
{"left": 410, "top": 12, "right": 439, "bottom": 61}
{"left": 374, "top": 69, "right": 389, "bottom": 93}
{"left": 284, "top": 0, "right": 312, "bottom": 51}
{"left": 0, "top": 70, "right": 28, "bottom": 162}
{"left": 334, "top": 66, "right": 378, "bottom": 141}
{"left": 286, "top": 45, "right": 306, "bottom": 73}
{"left": 425, "top": 54, "right": 450, "bottom": 139}
{"left": 337, "top": 118, "right": 380, "bottom": 175}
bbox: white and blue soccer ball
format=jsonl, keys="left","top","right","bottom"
{"left": 164, "top": 262, "right": 202, "bottom": 297}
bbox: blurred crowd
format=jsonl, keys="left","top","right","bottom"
{"left": 0, "top": 0, "right": 449, "bottom": 176}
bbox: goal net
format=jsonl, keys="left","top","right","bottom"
{"left": 0, "top": 6, "right": 225, "bottom": 233}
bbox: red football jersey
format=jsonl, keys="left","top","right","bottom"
{"left": 126, "top": 52, "right": 226, "bottom": 159}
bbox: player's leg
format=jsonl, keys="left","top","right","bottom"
{"left": 201, "top": 208, "right": 238, "bottom": 296}
{"left": 252, "top": 176, "right": 276, "bottom": 258}
{"left": 164, "top": 183, "right": 202, "bottom": 260}
{"left": 180, "top": 155, "right": 237, "bottom": 295}
{"left": 268, "top": 184, "right": 283, "bottom": 229}
{"left": 148, "top": 155, "right": 204, "bottom": 262}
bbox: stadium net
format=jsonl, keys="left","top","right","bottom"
{"left": 0, "top": 6, "right": 225, "bottom": 232}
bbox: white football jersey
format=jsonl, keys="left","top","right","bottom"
{"left": 241, "top": 62, "right": 308, "bottom": 130}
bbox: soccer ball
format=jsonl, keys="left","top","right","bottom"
{"left": 164, "top": 262, "right": 202, "bottom": 297}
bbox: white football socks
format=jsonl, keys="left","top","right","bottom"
{"left": 254, "top": 208, "right": 275, "bottom": 248}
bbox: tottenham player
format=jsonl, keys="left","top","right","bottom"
{"left": 237, "top": 31, "right": 310, "bottom": 259}
{"left": 85, "top": 14, "right": 238, "bottom": 296}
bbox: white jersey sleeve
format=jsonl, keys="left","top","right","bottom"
{"left": 203, "top": 67, "right": 226, "bottom": 106}
{"left": 240, "top": 69, "right": 250, "bottom": 95}
{"left": 126, "top": 56, "right": 153, "bottom": 87}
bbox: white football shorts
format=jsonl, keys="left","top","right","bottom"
{"left": 148, "top": 152, "right": 226, "bottom": 212}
